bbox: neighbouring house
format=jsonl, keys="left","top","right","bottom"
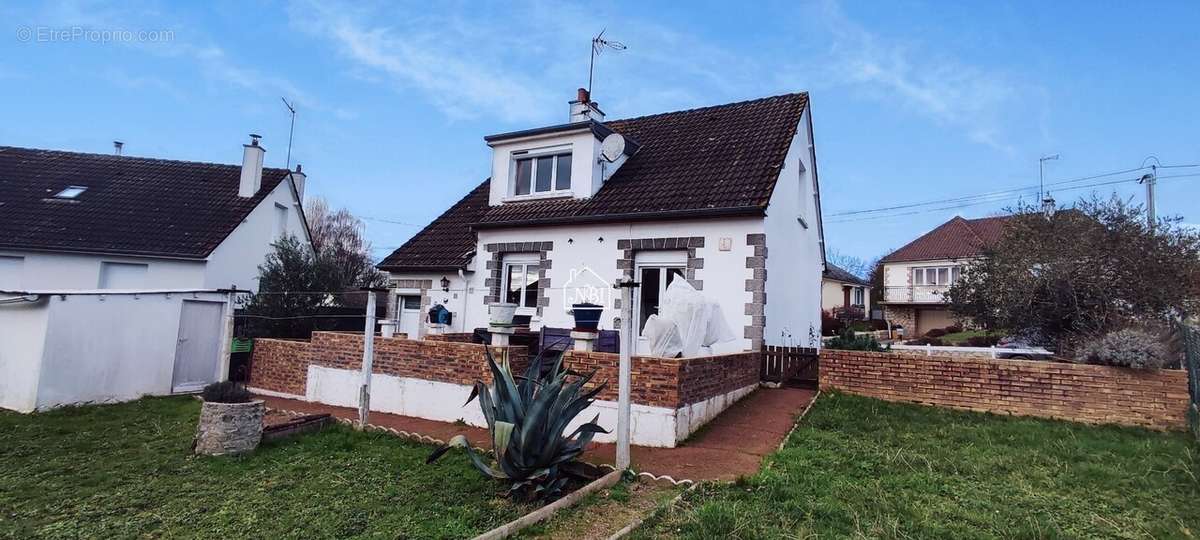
{"left": 378, "top": 89, "right": 827, "bottom": 352}
{"left": 0, "top": 137, "right": 311, "bottom": 292}
{"left": 821, "top": 262, "right": 870, "bottom": 318}
{"left": 0, "top": 137, "right": 312, "bottom": 412}
{"left": 878, "top": 215, "right": 1010, "bottom": 335}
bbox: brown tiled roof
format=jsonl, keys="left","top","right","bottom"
{"left": 381, "top": 92, "right": 810, "bottom": 271}
{"left": 0, "top": 146, "right": 293, "bottom": 259}
{"left": 824, "top": 262, "right": 869, "bottom": 285}
{"left": 880, "top": 215, "right": 1012, "bottom": 263}
{"left": 376, "top": 180, "right": 491, "bottom": 271}
{"left": 474, "top": 92, "right": 809, "bottom": 227}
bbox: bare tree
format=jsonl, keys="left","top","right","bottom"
{"left": 305, "top": 197, "right": 387, "bottom": 289}
{"left": 826, "top": 249, "right": 873, "bottom": 280}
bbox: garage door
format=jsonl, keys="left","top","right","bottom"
{"left": 916, "top": 308, "right": 955, "bottom": 335}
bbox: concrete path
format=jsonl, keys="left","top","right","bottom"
{"left": 256, "top": 386, "right": 817, "bottom": 482}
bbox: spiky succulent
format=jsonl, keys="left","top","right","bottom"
{"left": 426, "top": 348, "right": 608, "bottom": 501}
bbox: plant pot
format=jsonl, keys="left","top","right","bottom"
{"left": 570, "top": 303, "right": 604, "bottom": 331}
{"left": 488, "top": 302, "right": 518, "bottom": 325}
{"left": 194, "top": 399, "right": 265, "bottom": 456}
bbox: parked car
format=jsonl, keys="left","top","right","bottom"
{"left": 996, "top": 335, "right": 1055, "bottom": 360}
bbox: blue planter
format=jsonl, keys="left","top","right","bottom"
{"left": 571, "top": 303, "right": 604, "bottom": 331}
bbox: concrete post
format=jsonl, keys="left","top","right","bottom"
{"left": 358, "top": 290, "right": 380, "bottom": 429}
{"left": 570, "top": 330, "right": 599, "bottom": 352}
{"left": 615, "top": 277, "right": 638, "bottom": 470}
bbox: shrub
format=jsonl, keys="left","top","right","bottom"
{"left": 427, "top": 349, "right": 608, "bottom": 502}
{"left": 944, "top": 324, "right": 964, "bottom": 334}
{"left": 905, "top": 337, "right": 945, "bottom": 346}
{"left": 1078, "top": 329, "right": 1170, "bottom": 369}
{"left": 200, "top": 381, "right": 252, "bottom": 404}
{"left": 821, "top": 310, "right": 845, "bottom": 336}
{"left": 925, "top": 328, "right": 947, "bottom": 338}
{"left": 825, "top": 329, "right": 888, "bottom": 352}
{"left": 966, "top": 335, "right": 1001, "bottom": 347}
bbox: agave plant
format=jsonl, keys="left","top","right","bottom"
{"left": 426, "top": 348, "right": 608, "bottom": 501}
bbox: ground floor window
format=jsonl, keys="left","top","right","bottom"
{"left": 636, "top": 265, "right": 685, "bottom": 332}
{"left": 854, "top": 287, "right": 865, "bottom": 306}
{"left": 502, "top": 256, "right": 541, "bottom": 310}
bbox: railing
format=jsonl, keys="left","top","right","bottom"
{"left": 883, "top": 285, "right": 949, "bottom": 303}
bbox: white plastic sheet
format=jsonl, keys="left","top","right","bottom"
{"left": 640, "top": 279, "right": 737, "bottom": 357}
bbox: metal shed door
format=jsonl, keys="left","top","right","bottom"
{"left": 172, "top": 300, "right": 224, "bottom": 393}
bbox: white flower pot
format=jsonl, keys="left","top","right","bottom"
{"left": 489, "top": 302, "right": 518, "bottom": 325}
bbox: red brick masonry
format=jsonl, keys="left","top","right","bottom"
{"left": 821, "top": 350, "right": 1190, "bottom": 430}
{"left": 250, "top": 332, "right": 760, "bottom": 409}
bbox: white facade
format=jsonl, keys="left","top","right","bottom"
{"left": 387, "top": 107, "right": 825, "bottom": 352}
{"left": 0, "top": 178, "right": 308, "bottom": 294}
{"left": 0, "top": 291, "right": 231, "bottom": 412}
{"left": 821, "top": 278, "right": 871, "bottom": 314}
{"left": 881, "top": 259, "right": 971, "bottom": 305}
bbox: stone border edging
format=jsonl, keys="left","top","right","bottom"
{"left": 472, "top": 469, "right": 624, "bottom": 540}
{"left": 777, "top": 389, "right": 821, "bottom": 452}
{"left": 607, "top": 482, "right": 698, "bottom": 540}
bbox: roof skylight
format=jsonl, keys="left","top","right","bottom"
{"left": 54, "top": 186, "right": 87, "bottom": 199}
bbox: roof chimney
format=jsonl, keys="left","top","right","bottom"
{"left": 290, "top": 163, "right": 306, "bottom": 201}
{"left": 569, "top": 87, "right": 605, "bottom": 122}
{"left": 113, "top": 141, "right": 124, "bottom": 155}
{"left": 1041, "top": 193, "right": 1056, "bottom": 219}
{"left": 239, "top": 134, "right": 265, "bottom": 198}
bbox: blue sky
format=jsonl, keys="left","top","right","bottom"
{"left": 3, "top": 1, "right": 1198, "bottom": 265}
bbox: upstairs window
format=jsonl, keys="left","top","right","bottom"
{"left": 913, "top": 266, "right": 961, "bottom": 286}
{"left": 54, "top": 186, "right": 87, "bottom": 199}
{"left": 513, "top": 152, "right": 571, "bottom": 196}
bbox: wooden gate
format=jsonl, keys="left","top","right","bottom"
{"left": 760, "top": 345, "right": 819, "bottom": 387}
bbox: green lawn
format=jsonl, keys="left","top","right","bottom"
{"left": 0, "top": 397, "right": 524, "bottom": 539}
{"left": 636, "top": 392, "right": 1200, "bottom": 539}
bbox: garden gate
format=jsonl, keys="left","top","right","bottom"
{"left": 760, "top": 345, "right": 819, "bottom": 388}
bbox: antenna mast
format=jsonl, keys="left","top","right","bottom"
{"left": 587, "top": 29, "right": 626, "bottom": 97}
{"left": 281, "top": 97, "right": 297, "bottom": 171}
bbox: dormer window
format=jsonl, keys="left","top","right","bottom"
{"left": 512, "top": 150, "right": 571, "bottom": 196}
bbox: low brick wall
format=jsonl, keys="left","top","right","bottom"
{"left": 250, "top": 332, "right": 759, "bottom": 409}
{"left": 250, "top": 332, "right": 528, "bottom": 397}
{"left": 424, "top": 333, "right": 476, "bottom": 343}
{"left": 821, "top": 350, "right": 1190, "bottom": 430}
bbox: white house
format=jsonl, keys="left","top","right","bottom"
{"left": 0, "top": 136, "right": 311, "bottom": 293}
{"left": 379, "top": 89, "right": 827, "bottom": 352}
{"left": 878, "top": 215, "right": 1010, "bottom": 334}
{"left": 821, "top": 262, "right": 870, "bottom": 318}
{"left": 0, "top": 137, "right": 313, "bottom": 412}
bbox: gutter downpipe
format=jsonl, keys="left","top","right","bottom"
{"left": 458, "top": 268, "right": 469, "bottom": 334}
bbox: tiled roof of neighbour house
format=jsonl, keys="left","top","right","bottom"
{"left": 380, "top": 92, "right": 811, "bottom": 271}
{"left": 0, "top": 146, "right": 298, "bottom": 259}
{"left": 880, "top": 215, "right": 1012, "bottom": 263}
{"left": 376, "top": 180, "right": 491, "bottom": 271}
{"left": 824, "top": 262, "right": 869, "bottom": 285}
{"left": 473, "top": 92, "right": 810, "bottom": 227}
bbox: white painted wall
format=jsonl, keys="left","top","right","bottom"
{"left": 487, "top": 129, "right": 616, "bottom": 204}
{"left": 0, "top": 178, "right": 307, "bottom": 294}
{"left": 821, "top": 279, "right": 871, "bottom": 313}
{"left": 0, "top": 291, "right": 230, "bottom": 412}
{"left": 0, "top": 297, "right": 49, "bottom": 412}
{"left": 763, "top": 108, "right": 825, "bottom": 348}
{"left": 203, "top": 178, "right": 310, "bottom": 291}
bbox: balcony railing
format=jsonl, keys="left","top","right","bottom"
{"left": 883, "top": 285, "right": 949, "bottom": 304}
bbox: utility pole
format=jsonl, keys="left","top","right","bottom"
{"left": 1140, "top": 166, "right": 1157, "bottom": 231}
{"left": 357, "top": 287, "right": 385, "bottom": 429}
{"left": 1039, "top": 154, "right": 1059, "bottom": 202}
{"left": 614, "top": 276, "right": 639, "bottom": 470}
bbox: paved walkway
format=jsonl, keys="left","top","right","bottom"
{"left": 256, "top": 386, "right": 817, "bottom": 482}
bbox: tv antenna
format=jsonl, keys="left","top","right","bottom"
{"left": 588, "top": 29, "right": 626, "bottom": 97}
{"left": 281, "top": 97, "right": 297, "bottom": 171}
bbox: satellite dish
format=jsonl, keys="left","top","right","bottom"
{"left": 600, "top": 133, "right": 626, "bottom": 163}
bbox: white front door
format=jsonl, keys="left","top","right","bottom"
{"left": 397, "top": 295, "right": 422, "bottom": 337}
{"left": 172, "top": 300, "right": 225, "bottom": 393}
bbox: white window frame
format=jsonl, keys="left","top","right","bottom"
{"left": 501, "top": 254, "right": 541, "bottom": 315}
{"left": 632, "top": 251, "right": 688, "bottom": 336}
{"left": 913, "top": 266, "right": 962, "bottom": 287}
{"left": 853, "top": 287, "right": 865, "bottom": 306}
{"left": 509, "top": 145, "right": 572, "bottom": 198}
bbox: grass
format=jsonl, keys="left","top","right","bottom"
{"left": 636, "top": 392, "right": 1199, "bottom": 539}
{"left": 0, "top": 396, "right": 525, "bottom": 539}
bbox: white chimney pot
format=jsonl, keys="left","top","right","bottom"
{"left": 291, "top": 164, "right": 307, "bottom": 202}
{"left": 239, "top": 134, "right": 265, "bottom": 198}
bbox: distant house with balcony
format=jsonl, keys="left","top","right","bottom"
{"left": 878, "top": 215, "right": 1010, "bottom": 335}
{"left": 821, "top": 262, "right": 870, "bottom": 319}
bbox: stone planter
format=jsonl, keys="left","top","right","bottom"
{"left": 194, "top": 400, "right": 265, "bottom": 456}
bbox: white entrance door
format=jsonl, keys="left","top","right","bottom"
{"left": 397, "top": 295, "right": 422, "bottom": 337}
{"left": 171, "top": 300, "right": 225, "bottom": 393}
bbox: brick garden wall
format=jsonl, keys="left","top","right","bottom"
{"left": 250, "top": 332, "right": 761, "bottom": 409}
{"left": 821, "top": 350, "right": 1190, "bottom": 430}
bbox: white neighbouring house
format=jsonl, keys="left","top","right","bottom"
{"left": 379, "top": 89, "right": 827, "bottom": 352}
{"left": 0, "top": 137, "right": 313, "bottom": 412}
{"left": 878, "top": 215, "right": 1011, "bottom": 335}
{"left": 821, "top": 262, "right": 871, "bottom": 318}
